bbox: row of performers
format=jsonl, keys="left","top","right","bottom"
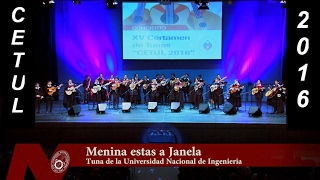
{"left": 82, "top": 73, "right": 206, "bottom": 109}
{"left": 35, "top": 73, "right": 286, "bottom": 113}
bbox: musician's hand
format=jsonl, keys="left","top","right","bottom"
{"left": 36, "top": 95, "right": 40, "bottom": 97}
{"left": 49, "top": 89, "right": 52, "bottom": 91}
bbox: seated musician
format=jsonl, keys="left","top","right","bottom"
{"left": 169, "top": 78, "right": 185, "bottom": 108}
{"left": 120, "top": 75, "right": 130, "bottom": 102}
{"left": 35, "top": 82, "right": 44, "bottom": 114}
{"left": 270, "top": 80, "right": 284, "bottom": 114}
{"left": 142, "top": 75, "right": 151, "bottom": 104}
{"left": 45, "top": 80, "right": 61, "bottom": 113}
{"left": 210, "top": 77, "right": 223, "bottom": 110}
{"left": 129, "top": 78, "right": 139, "bottom": 108}
{"left": 229, "top": 79, "right": 243, "bottom": 111}
{"left": 90, "top": 79, "right": 102, "bottom": 110}
{"left": 63, "top": 79, "right": 76, "bottom": 108}
{"left": 149, "top": 79, "right": 160, "bottom": 102}
{"left": 180, "top": 73, "right": 191, "bottom": 103}
{"left": 110, "top": 77, "right": 120, "bottom": 109}
{"left": 252, "top": 79, "right": 265, "bottom": 109}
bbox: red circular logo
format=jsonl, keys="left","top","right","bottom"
{"left": 50, "top": 150, "right": 70, "bottom": 173}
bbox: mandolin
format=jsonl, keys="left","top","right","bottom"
{"left": 47, "top": 84, "right": 63, "bottom": 96}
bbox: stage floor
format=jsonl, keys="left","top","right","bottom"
{"left": 35, "top": 101, "right": 286, "bottom": 124}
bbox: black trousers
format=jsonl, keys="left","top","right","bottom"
{"left": 35, "top": 98, "right": 41, "bottom": 112}
{"left": 46, "top": 96, "right": 54, "bottom": 112}
{"left": 182, "top": 87, "right": 189, "bottom": 102}
{"left": 84, "top": 89, "right": 90, "bottom": 103}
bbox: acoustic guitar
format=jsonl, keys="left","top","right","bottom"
{"left": 187, "top": 2, "right": 222, "bottom": 30}
{"left": 123, "top": 3, "right": 152, "bottom": 25}
{"left": 91, "top": 82, "right": 111, "bottom": 94}
{"left": 47, "top": 84, "right": 63, "bottom": 96}
{"left": 265, "top": 85, "right": 283, "bottom": 99}
{"left": 229, "top": 85, "right": 244, "bottom": 94}
{"left": 129, "top": 80, "right": 143, "bottom": 90}
{"left": 252, "top": 86, "right": 265, "bottom": 95}
{"left": 210, "top": 76, "right": 227, "bottom": 92}
{"left": 65, "top": 84, "right": 83, "bottom": 95}
{"left": 150, "top": 3, "right": 190, "bottom": 26}
{"left": 143, "top": 83, "right": 149, "bottom": 90}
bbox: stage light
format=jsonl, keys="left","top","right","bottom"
{"left": 42, "top": 0, "right": 54, "bottom": 8}
{"left": 106, "top": 0, "right": 117, "bottom": 9}
{"left": 198, "top": 1, "right": 209, "bottom": 10}
{"left": 49, "top": 0, "right": 55, "bottom": 4}
{"left": 73, "top": 0, "right": 81, "bottom": 4}
{"left": 280, "top": 0, "right": 286, "bottom": 8}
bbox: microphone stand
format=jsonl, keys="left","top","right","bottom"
{"left": 167, "top": 88, "right": 174, "bottom": 109}
{"left": 187, "top": 88, "right": 196, "bottom": 109}
{"left": 107, "top": 88, "right": 112, "bottom": 109}
{"left": 240, "top": 91, "right": 251, "bottom": 111}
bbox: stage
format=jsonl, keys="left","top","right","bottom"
{"left": 35, "top": 101, "right": 286, "bottom": 124}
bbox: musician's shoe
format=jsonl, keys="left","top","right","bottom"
{"left": 37, "top": 111, "right": 41, "bottom": 114}
{"left": 272, "top": 111, "right": 277, "bottom": 114}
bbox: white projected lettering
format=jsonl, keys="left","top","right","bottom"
{"left": 122, "top": 1, "right": 222, "bottom": 60}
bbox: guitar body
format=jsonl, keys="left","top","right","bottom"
{"left": 151, "top": 84, "right": 157, "bottom": 91}
{"left": 230, "top": 86, "right": 243, "bottom": 94}
{"left": 182, "top": 82, "right": 188, "bottom": 87}
{"left": 143, "top": 84, "right": 148, "bottom": 90}
{"left": 187, "top": 3, "right": 222, "bottom": 30}
{"left": 47, "top": 87, "right": 57, "bottom": 96}
{"left": 265, "top": 88, "right": 278, "bottom": 99}
{"left": 47, "top": 84, "right": 63, "bottom": 96}
{"left": 123, "top": 3, "right": 152, "bottom": 25}
{"left": 210, "top": 85, "right": 217, "bottom": 92}
{"left": 150, "top": 3, "right": 190, "bottom": 26}
{"left": 111, "top": 83, "right": 120, "bottom": 91}
{"left": 252, "top": 88, "right": 259, "bottom": 95}
{"left": 65, "top": 90, "right": 73, "bottom": 96}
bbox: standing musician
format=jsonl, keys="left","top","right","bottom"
{"left": 120, "top": 75, "right": 130, "bottom": 102}
{"left": 90, "top": 79, "right": 102, "bottom": 109}
{"left": 97, "top": 73, "right": 107, "bottom": 102}
{"left": 133, "top": 74, "right": 141, "bottom": 104}
{"left": 210, "top": 77, "right": 224, "bottom": 110}
{"left": 149, "top": 79, "right": 160, "bottom": 102}
{"left": 35, "top": 82, "right": 44, "bottom": 114}
{"left": 110, "top": 76, "right": 120, "bottom": 109}
{"left": 83, "top": 75, "right": 91, "bottom": 104}
{"left": 142, "top": 75, "right": 151, "bottom": 104}
{"left": 269, "top": 80, "right": 285, "bottom": 114}
{"left": 180, "top": 73, "right": 192, "bottom": 103}
{"left": 158, "top": 74, "right": 169, "bottom": 105}
{"left": 45, "top": 80, "right": 62, "bottom": 113}
{"left": 190, "top": 75, "right": 206, "bottom": 109}
{"left": 63, "top": 79, "right": 77, "bottom": 108}
{"left": 169, "top": 78, "right": 185, "bottom": 108}
{"left": 252, "top": 79, "right": 265, "bottom": 109}
{"left": 229, "top": 79, "right": 243, "bottom": 111}
{"left": 129, "top": 78, "right": 140, "bottom": 108}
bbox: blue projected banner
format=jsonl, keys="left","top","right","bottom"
{"left": 122, "top": 1, "right": 222, "bottom": 60}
